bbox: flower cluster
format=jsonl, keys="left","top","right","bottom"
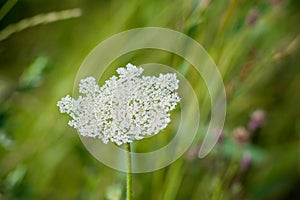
{"left": 57, "top": 63, "right": 180, "bottom": 145}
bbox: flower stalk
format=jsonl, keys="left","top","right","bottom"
{"left": 126, "top": 143, "right": 132, "bottom": 200}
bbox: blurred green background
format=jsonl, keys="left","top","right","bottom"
{"left": 0, "top": 0, "right": 299, "bottom": 199}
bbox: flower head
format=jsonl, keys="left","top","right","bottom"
{"left": 232, "top": 126, "right": 250, "bottom": 145}
{"left": 57, "top": 63, "right": 180, "bottom": 145}
{"left": 240, "top": 153, "right": 252, "bottom": 171}
{"left": 248, "top": 109, "right": 266, "bottom": 131}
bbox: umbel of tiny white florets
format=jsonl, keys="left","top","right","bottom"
{"left": 57, "top": 63, "right": 180, "bottom": 145}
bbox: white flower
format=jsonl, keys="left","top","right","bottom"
{"left": 57, "top": 63, "right": 180, "bottom": 145}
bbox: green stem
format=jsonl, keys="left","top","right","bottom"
{"left": 0, "top": 0, "right": 17, "bottom": 21}
{"left": 126, "top": 143, "right": 132, "bottom": 200}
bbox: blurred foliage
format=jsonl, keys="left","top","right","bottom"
{"left": 0, "top": 0, "right": 299, "bottom": 200}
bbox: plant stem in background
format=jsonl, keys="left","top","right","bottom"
{"left": 0, "top": 8, "right": 82, "bottom": 41}
{"left": 0, "top": 0, "right": 17, "bottom": 21}
{"left": 126, "top": 143, "right": 132, "bottom": 200}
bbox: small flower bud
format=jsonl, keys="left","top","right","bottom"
{"left": 246, "top": 9, "right": 260, "bottom": 26}
{"left": 248, "top": 109, "right": 266, "bottom": 131}
{"left": 269, "top": 0, "right": 283, "bottom": 7}
{"left": 232, "top": 127, "right": 250, "bottom": 145}
{"left": 185, "top": 145, "right": 200, "bottom": 161}
{"left": 217, "top": 132, "right": 224, "bottom": 144}
{"left": 240, "top": 153, "right": 252, "bottom": 171}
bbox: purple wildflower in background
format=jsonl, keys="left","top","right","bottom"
{"left": 248, "top": 109, "right": 266, "bottom": 131}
